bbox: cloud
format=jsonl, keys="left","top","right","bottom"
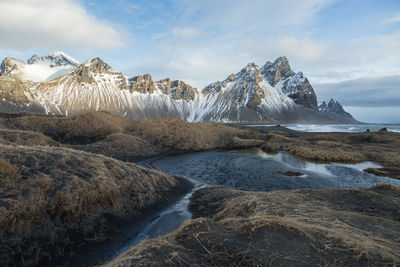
{"left": 314, "top": 75, "right": 400, "bottom": 108}
{"left": 382, "top": 11, "right": 400, "bottom": 25}
{"left": 175, "top": 0, "right": 335, "bottom": 29}
{"left": 136, "top": 0, "right": 335, "bottom": 88}
{"left": 344, "top": 106, "right": 400, "bottom": 124}
{"left": 306, "top": 31, "right": 400, "bottom": 84}
{"left": 171, "top": 27, "right": 201, "bottom": 38}
{"left": 245, "top": 37, "right": 326, "bottom": 62}
{"left": 0, "top": 0, "right": 125, "bottom": 51}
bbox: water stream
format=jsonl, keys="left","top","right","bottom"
{"left": 109, "top": 149, "right": 400, "bottom": 263}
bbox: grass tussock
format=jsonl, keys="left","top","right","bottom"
{"left": 0, "top": 159, "right": 20, "bottom": 179}
{"left": 106, "top": 185, "right": 400, "bottom": 266}
{"left": 254, "top": 127, "right": 400, "bottom": 179}
{"left": 260, "top": 142, "right": 281, "bottom": 153}
{"left": 285, "top": 144, "right": 364, "bottom": 163}
{"left": 0, "top": 145, "right": 187, "bottom": 266}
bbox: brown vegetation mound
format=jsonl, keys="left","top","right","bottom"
{"left": 0, "top": 145, "right": 188, "bottom": 266}
{"left": 255, "top": 128, "right": 400, "bottom": 179}
{"left": 0, "top": 111, "right": 130, "bottom": 144}
{"left": 127, "top": 117, "right": 254, "bottom": 152}
{"left": 107, "top": 185, "right": 400, "bottom": 266}
{"left": 0, "top": 112, "right": 261, "bottom": 161}
{"left": 0, "top": 128, "right": 58, "bottom": 146}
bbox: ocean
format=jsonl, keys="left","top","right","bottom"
{"left": 247, "top": 124, "right": 400, "bottom": 133}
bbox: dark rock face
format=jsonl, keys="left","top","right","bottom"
{"left": 319, "top": 99, "right": 357, "bottom": 123}
{"left": 155, "top": 78, "right": 198, "bottom": 101}
{"left": 129, "top": 74, "right": 156, "bottom": 94}
{"left": 0, "top": 58, "right": 24, "bottom": 77}
{"left": 261, "top": 57, "right": 318, "bottom": 110}
{"left": 170, "top": 80, "right": 198, "bottom": 101}
{"left": 261, "top": 56, "right": 293, "bottom": 86}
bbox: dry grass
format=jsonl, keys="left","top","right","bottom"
{"left": 284, "top": 144, "right": 364, "bottom": 163}
{"left": 0, "top": 159, "right": 20, "bottom": 179}
{"left": 230, "top": 136, "right": 265, "bottom": 149}
{"left": 0, "top": 112, "right": 260, "bottom": 161}
{"left": 80, "top": 133, "right": 161, "bottom": 162}
{"left": 106, "top": 185, "right": 400, "bottom": 266}
{"left": 126, "top": 117, "right": 251, "bottom": 152}
{"left": 254, "top": 128, "right": 400, "bottom": 179}
{"left": 260, "top": 142, "right": 281, "bottom": 153}
{"left": 1, "top": 111, "right": 130, "bottom": 144}
{"left": 0, "top": 145, "right": 188, "bottom": 266}
{"left": 0, "top": 128, "right": 58, "bottom": 146}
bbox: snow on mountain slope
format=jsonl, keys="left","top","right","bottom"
{"left": 261, "top": 56, "right": 318, "bottom": 110}
{"left": 25, "top": 57, "right": 203, "bottom": 120}
{"left": 0, "top": 52, "right": 79, "bottom": 82}
{"left": 200, "top": 63, "right": 295, "bottom": 121}
{"left": 0, "top": 52, "right": 346, "bottom": 122}
{"left": 319, "top": 99, "right": 357, "bottom": 123}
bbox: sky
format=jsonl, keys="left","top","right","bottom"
{"left": 0, "top": 0, "right": 399, "bottom": 123}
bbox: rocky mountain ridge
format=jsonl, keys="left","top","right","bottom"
{"left": 0, "top": 52, "right": 356, "bottom": 123}
{"left": 319, "top": 99, "right": 357, "bottom": 123}
{"left": 261, "top": 56, "right": 318, "bottom": 110}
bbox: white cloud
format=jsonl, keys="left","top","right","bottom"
{"left": 308, "top": 31, "right": 400, "bottom": 83}
{"left": 0, "top": 0, "right": 125, "bottom": 50}
{"left": 277, "top": 37, "right": 326, "bottom": 61}
{"left": 382, "top": 11, "right": 400, "bottom": 25}
{"left": 314, "top": 75, "right": 400, "bottom": 107}
{"left": 344, "top": 106, "right": 400, "bottom": 124}
{"left": 245, "top": 37, "right": 326, "bottom": 63}
{"left": 171, "top": 27, "right": 201, "bottom": 38}
{"left": 137, "top": 0, "right": 335, "bottom": 88}
{"left": 175, "top": 0, "right": 335, "bottom": 29}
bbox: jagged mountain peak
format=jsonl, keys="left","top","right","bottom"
{"left": 260, "top": 56, "right": 317, "bottom": 110}
{"left": 272, "top": 56, "right": 289, "bottom": 66}
{"left": 0, "top": 57, "right": 25, "bottom": 77}
{"left": 155, "top": 78, "right": 198, "bottom": 101}
{"left": 127, "top": 74, "right": 198, "bottom": 101}
{"left": 0, "top": 52, "right": 78, "bottom": 82}
{"left": 81, "top": 57, "right": 112, "bottom": 71}
{"left": 261, "top": 56, "right": 293, "bottom": 86}
{"left": 63, "top": 57, "right": 127, "bottom": 87}
{"left": 129, "top": 74, "right": 156, "bottom": 94}
{"left": 319, "top": 98, "right": 357, "bottom": 123}
{"left": 241, "top": 62, "right": 259, "bottom": 71}
{"left": 202, "top": 60, "right": 294, "bottom": 116}
{"left": 319, "top": 98, "right": 343, "bottom": 112}
{"left": 28, "top": 51, "right": 79, "bottom": 67}
{"left": 0, "top": 52, "right": 357, "bottom": 123}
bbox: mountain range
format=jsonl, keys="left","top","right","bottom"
{"left": 0, "top": 52, "right": 357, "bottom": 123}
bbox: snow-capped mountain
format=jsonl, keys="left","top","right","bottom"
{"left": 261, "top": 56, "right": 318, "bottom": 110}
{"left": 319, "top": 99, "right": 357, "bottom": 123}
{"left": 0, "top": 52, "right": 354, "bottom": 122}
{"left": 0, "top": 51, "right": 78, "bottom": 82}
{"left": 199, "top": 63, "right": 297, "bottom": 121}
